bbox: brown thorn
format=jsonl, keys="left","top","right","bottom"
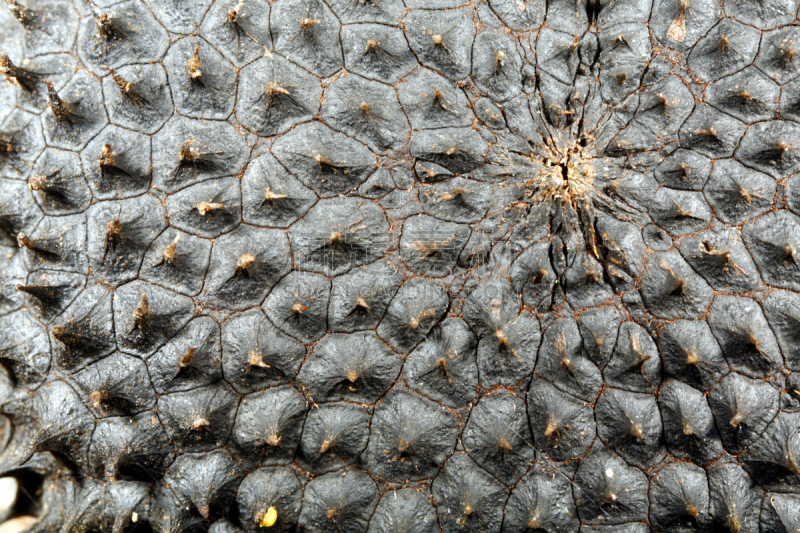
{"left": 98, "top": 143, "right": 116, "bottom": 168}
{"left": 132, "top": 292, "right": 150, "bottom": 330}
{"left": 46, "top": 81, "right": 72, "bottom": 123}
{"left": 227, "top": 0, "right": 244, "bottom": 23}
{"left": 86, "top": 0, "right": 115, "bottom": 36}
{"left": 28, "top": 174, "right": 47, "bottom": 192}
{"left": 248, "top": 350, "right": 270, "bottom": 369}
{"left": 236, "top": 253, "right": 256, "bottom": 272}
{"left": 300, "top": 18, "right": 319, "bottom": 30}
{"left": 6, "top": 0, "right": 36, "bottom": 26}
{"left": 355, "top": 296, "right": 370, "bottom": 310}
{"left": 0, "top": 52, "right": 36, "bottom": 91}
{"left": 187, "top": 45, "right": 202, "bottom": 81}
{"left": 179, "top": 139, "right": 202, "bottom": 163}
{"left": 179, "top": 347, "right": 196, "bottom": 369}
{"left": 265, "top": 81, "right": 289, "bottom": 96}
{"left": 159, "top": 232, "right": 181, "bottom": 266}
{"left": 195, "top": 201, "right": 225, "bottom": 216}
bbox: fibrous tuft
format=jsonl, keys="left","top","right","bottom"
{"left": 3, "top": 0, "right": 800, "bottom": 531}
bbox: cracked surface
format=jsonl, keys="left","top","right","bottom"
{"left": 3, "top": 0, "right": 800, "bottom": 531}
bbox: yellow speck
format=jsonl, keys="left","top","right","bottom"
{"left": 260, "top": 506, "right": 278, "bottom": 527}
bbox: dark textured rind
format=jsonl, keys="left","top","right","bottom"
{"left": 3, "top": 0, "right": 800, "bottom": 531}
